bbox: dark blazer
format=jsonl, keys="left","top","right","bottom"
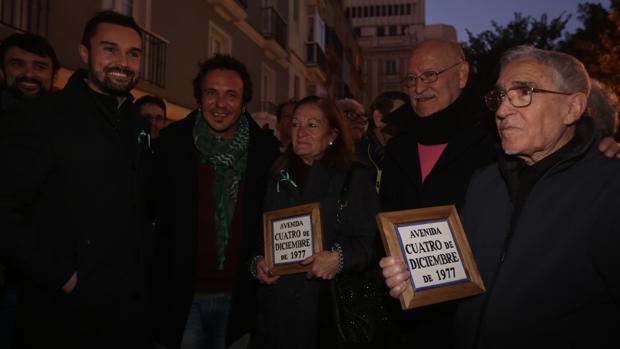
{"left": 0, "top": 70, "right": 152, "bottom": 348}
{"left": 378, "top": 101, "right": 497, "bottom": 348}
{"left": 150, "top": 112, "right": 279, "bottom": 349}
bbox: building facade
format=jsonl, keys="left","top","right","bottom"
{"left": 0, "top": 0, "right": 363, "bottom": 127}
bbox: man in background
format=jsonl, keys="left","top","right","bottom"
{"left": 0, "top": 33, "right": 59, "bottom": 123}
{"left": 136, "top": 95, "right": 167, "bottom": 139}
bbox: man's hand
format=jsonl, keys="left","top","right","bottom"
{"left": 255, "top": 257, "right": 280, "bottom": 285}
{"left": 598, "top": 137, "right": 620, "bottom": 158}
{"left": 62, "top": 271, "right": 78, "bottom": 294}
{"left": 302, "top": 251, "right": 340, "bottom": 280}
{"left": 380, "top": 256, "right": 410, "bottom": 298}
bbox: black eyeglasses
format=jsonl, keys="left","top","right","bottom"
{"left": 343, "top": 110, "right": 368, "bottom": 122}
{"left": 484, "top": 86, "right": 573, "bottom": 111}
{"left": 402, "top": 61, "right": 462, "bottom": 87}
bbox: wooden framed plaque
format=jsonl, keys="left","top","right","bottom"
{"left": 263, "top": 203, "right": 323, "bottom": 275}
{"left": 377, "top": 205, "right": 484, "bottom": 310}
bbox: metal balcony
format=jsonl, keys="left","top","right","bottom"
{"left": 140, "top": 30, "right": 168, "bottom": 88}
{"left": 261, "top": 7, "right": 287, "bottom": 50}
{"left": 0, "top": 0, "right": 49, "bottom": 36}
{"left": 306, "top": 42, "right": 326, "bottom": 71}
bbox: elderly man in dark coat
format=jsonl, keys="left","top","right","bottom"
{"left": 383, "top": 46, "right": 620, "bottom": 349}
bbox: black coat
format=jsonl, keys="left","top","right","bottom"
{"left": 0, "top": 70, "right": 152, "bottom": 348}
{"left": 254, "top": 161, "right": 380, "bottom": 349}
{"left": 455, "top": 118, "right": 620, "bottom": 348}
{"left": 378, "top": 95, "right": 497, "bottom": 348}
{"left": 150, "top": 112, "right": 279, "bottom": 348}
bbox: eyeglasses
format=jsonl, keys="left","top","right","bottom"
{"left": 402, "top": 61, "right": 462, "bottom": 87}
{"left": 484, "top": 86, "right": 573, "bottom": 111}
{"left": 343, "top": 110, "right": 368, "bottom": 122}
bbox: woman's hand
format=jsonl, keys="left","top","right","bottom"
{"left": 301, "top": 251, "right": 340, "bottom": 280}
{"left": 255, "top": 256, "right": 280, "bottom": 285}
{"left": 379, "top": 256, "right": 410, "bottom": 298}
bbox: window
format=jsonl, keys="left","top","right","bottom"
{"left": 381, "top": 6, "right": 386, "bottom": 16}
{"left": 386, "top": 60, "right": 397, "bottom": 75}
{"left": 102, "top": 0, "right": 132, "bottom": 15}
{"left": 345, "top": 8, "right": 350, "bottom": 18}
{"left": 369, "top": 6, "right": 374, "bottom": 17}
{"left": 364, "top": 6, "right": 368, "bottom": 17}
{"left": 261, "top": 63, "right": 276, "bottom": 114}
{"left": 387, "top": 5, "right": 392, "bottom": 16}
{"left": 377, "top": 26, "right": 385, "bottom": 37}
{"left": 293, "top": 0, "right": 299, "bottom": 31}
{"left": 389, "top": 25, "right": 397, "bottom": 36}
{"left": 208, "top": 22, "right": 232, "bottom": 56}
{"left": 353, "top": 27, "right": 361, "bottom": 37}
{"left": 406, "top": 4, "right": 411, "bottom": 15}
{"left": 102, "top": 0, "right": 150, "bottom": 29}
{"left": 1, "top": 0, "right": 50, "bottom": 36}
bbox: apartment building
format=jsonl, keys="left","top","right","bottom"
{"left": 344, "top": 0, "right": 456, "bottom": 106}
{"left": 0, "top": 0, "right": 362, "bottom": 128}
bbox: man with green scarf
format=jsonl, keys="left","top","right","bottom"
{"left": 150, "top": 54, "right": 279, "bottom": 349}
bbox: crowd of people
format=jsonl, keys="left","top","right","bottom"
{"left": 0, "top": 9, "right": 619, "bottom": 349}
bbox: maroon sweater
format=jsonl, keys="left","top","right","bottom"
{"left": 194, "top": 158, "right": 245, "bottom": 294}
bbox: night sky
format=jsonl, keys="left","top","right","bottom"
{"left": 426, "top": 0, "right": 610, "bottom": 42}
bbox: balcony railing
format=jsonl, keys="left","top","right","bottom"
{"left": 306, "top": 42, "right": 327, "bottom": 73}
{"left": 140, "top": 30, "right": 167, "bottom": 88}
{"left": 0, "top": 0, "right": 49, "bottom": 36}
{"left": 261, "top": 7, "right": 286, "bottom": 50}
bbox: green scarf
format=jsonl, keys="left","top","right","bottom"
{"left": 193, "top": 109, "right": 249, "bottom": 270}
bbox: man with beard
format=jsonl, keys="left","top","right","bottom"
{"left": 0, "top": 32, "right": 59, "bottom": 349}
{"left": 0, "top": 33, "right": 59, "bottom": 125}
{"left": 0, "top": 11, "right": 152, "bottom": 348}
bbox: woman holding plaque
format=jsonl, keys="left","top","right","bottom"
{"left": 251, "top": 96, "right": 381, "bottom": 348}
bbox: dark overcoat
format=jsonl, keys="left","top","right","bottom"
{"left": 253, "top": 161, "right": 380, "bottom": 349}
{"left": 150, "top": 112, "right": 279, "bottom": 348}
{"left": 0, "top": 70, "right": 152, "bottom": 348}
{"left": 455, "top": 118, "right": 620, "bottom": 348}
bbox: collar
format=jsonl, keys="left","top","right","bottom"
{"left": 498, "top": 116, "right": 596, "bottom": 183}
{"left": 411, "top": 87, "right": 486, "bottom": 145}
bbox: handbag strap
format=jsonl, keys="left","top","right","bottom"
{"left": 335, "top": 166, "right": 355, "bottom": 225}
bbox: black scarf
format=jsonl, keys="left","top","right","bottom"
{"left": 412, "top": 88, "right": 483, "bottom": 145}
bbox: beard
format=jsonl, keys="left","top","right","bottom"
{"left": 89, "top": 63, "right": 139, "bottom": 96}
{"left": 9, "top": 76, "right": 48, "bottom": 99}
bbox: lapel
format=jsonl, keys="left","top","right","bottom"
{"left": 389, "top": 130, "right": 423, "bottom": 189}
{"left": 427, "top": 120, "right": 489, "bottom": 176}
